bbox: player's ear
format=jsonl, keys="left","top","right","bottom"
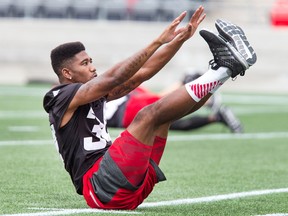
{"left": 62, "top": 68, "right": 72, "bottom": 80}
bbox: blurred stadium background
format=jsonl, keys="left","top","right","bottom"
{"left": 0, "top": 0, "right": 287, "bottom": 93}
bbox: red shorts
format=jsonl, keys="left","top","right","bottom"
{"left": 82, "top": 130, "right": 167, "bottom": 210}
{"left": 123, "top": 87, "right": 160, "bottom": 128}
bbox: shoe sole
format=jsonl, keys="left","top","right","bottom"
{"left": 200, "top": 29, "right": 249, "bottom": 71}
{"left": 215, "top": 19, "right": 257, "bottom": 66}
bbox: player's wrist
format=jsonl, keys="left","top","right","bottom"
{"left": 153, "top": 37, "right": 165, "bottom": 47}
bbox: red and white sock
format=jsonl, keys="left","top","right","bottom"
{"left": 185, "top": 67, "right": 232, "bottom": 102}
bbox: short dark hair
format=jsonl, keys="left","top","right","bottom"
{"left": 50, "top": 41, "right": 85, "bottom": 76}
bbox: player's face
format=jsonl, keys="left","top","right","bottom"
{"left": 69, "top": 51, "right": 97, "bottom": 83}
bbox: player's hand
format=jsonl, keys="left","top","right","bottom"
{"left": 178, "top": 6, "right": 206, "bottom": 41}
{"left": 156, "top": 11, "right": 187, "bottom": 44}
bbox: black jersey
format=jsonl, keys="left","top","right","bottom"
{"left": 43, "top": 83, "right": 112, "bottom": 195}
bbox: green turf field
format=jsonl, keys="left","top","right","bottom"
{"left": 1, "top": 85, "right": 288, "bottom": 216}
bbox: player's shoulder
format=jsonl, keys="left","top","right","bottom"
{"left": 47, "top": 83, "right": 81, "bottom": 97}
{"left": 43, "top": 83, "right": 82, "bottom": 112}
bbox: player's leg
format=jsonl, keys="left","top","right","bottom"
{"left": 128, "top": 84, "right": 219, "bottom": 145}
{"left": 107, "top": 129, "right": 155, "bottom": 186}
{"left": 217, "top": 105, "right": 243, "bottom": 133}
{"left": 170, "top": 115, "right": 216, "bottom": 130}
{"left": 105, "top": 92, "right": 164, "bottom": 187}
{"left": 128, "top": 19, "right": 256, "bottom": 145}
{"left": 127, "top": 65, "right": 232, "bottom": 145}
{"left": 150, "top": 123, "right": 170, "bottom": 165}
{"left": 122, "top": 92, "right": 160, "bottom": 127}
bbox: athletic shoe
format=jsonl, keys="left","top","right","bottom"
{"left": 217, "top": 105, "right": 243, "bottom": 133}
{"left": 200, "top": 29, "right": 250, "bottom": 78}
{"left": 215, "top": 19, "right": 257, "bottom": 68}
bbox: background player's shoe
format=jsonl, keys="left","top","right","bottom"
{"left": 217, "top": 105, "right": 243, "bottom": 133}
{"left": 215, "top": 19, "right": 257, "bottom": 68}
{"left": 200, "top": 29, "right": 250, "bottom": 78}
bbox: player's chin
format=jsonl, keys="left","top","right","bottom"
{"left": 90, "top": 76, "right": 96, "bottom": 81}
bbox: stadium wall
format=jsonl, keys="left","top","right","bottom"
{"left": 0, "top": 2, "right": 287, "bottom": 93}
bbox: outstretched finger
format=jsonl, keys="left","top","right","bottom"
{"left": 174, "top": 11, "right": 187, "bottom": 24}
{"left": 189, "top": 6, "right": 205, "bottom": 24}
{"left": 197, "top": 13, "right": 206, "bottom": 25}
{"left": 168, "top": 11, "right": 187, "bottom": 30}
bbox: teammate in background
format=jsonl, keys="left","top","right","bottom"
{"left": 106, "top": 70, "right": 243, "bottom": 133}
{"left": 43, "top": 6, "right": 256, "bottom": 210}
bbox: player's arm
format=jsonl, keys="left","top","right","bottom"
{"left": 139, "top": 6, "right": 205, "bottom": 82}
{"left": 61, "top": 12, "right": 187, "bottom": 127}
{"left": 106, "top": 6, "right": 206, "bottom": 101}
{"left": 105, "top": 37, "right": 186, "bottom": 102}
{"left": 140, "top": 6, "right": 206, "bottom": 79}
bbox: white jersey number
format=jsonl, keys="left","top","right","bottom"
{"left": 83, "top": 105, "right": 111, "bottom": 151}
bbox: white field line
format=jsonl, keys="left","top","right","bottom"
{"left": 0, "top": 87, "right": 288, "bottom": 105}
{"left": 0, "top": 111, "right": 46, "bottom": 119}
{"left": 1, "top": 188, "right": 288, "bottom": 216}
{"left": 0, "top": 208, "right": 139, "bottom": 216}
{"left": 0, "top": 140, "right": 52, "bottom": 146}
{"left": 222, "top": 95, "right": 288, "bottom": 105}
{"left": 1, "top": 106, "right": 288, "bottom": 119}
{"left": 0, "top": 87, "right": 49, "bottom": 96}
{"left": 139, "top": 188, "right": 288, "bottom": 208}
{"left": 167, "top": 131, "right": 288, "bottom": 141}
{"left": 0, "top": 93, "right": 287, "bottom": 120}
{"left": 233, "top": 107, "right": 288, "bottom": 115}
{"left": 256, "top": 214, "right": 288, "bottom": 216}
{"left": 1, "top": 131, "right": 288, "bottom": 147}
{"left": 8, "top": 126, "right": 39, "bottom": 132}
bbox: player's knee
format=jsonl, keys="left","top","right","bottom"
{"left": 133, "top": 105, "right": 157, "bottom": 126}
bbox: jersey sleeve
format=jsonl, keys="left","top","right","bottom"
{"left": 44, "top": 83, "right": 82, "bottom": 130}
